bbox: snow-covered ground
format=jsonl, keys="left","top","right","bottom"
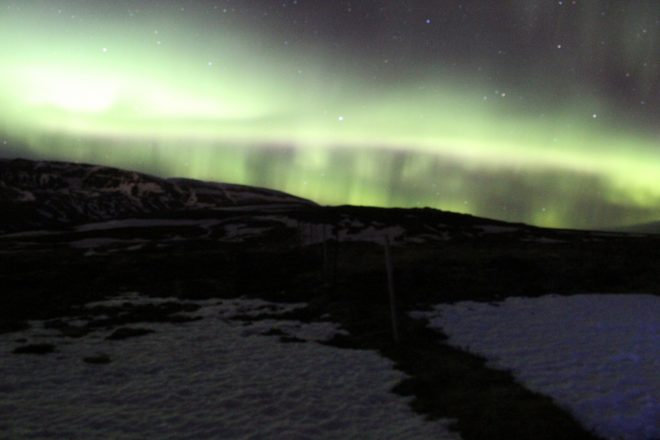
{"left": 1, "top": 297, "right": 459, "bottom": 439}
{"left": 413, "top": 294, "right": 660, "bottom": 440}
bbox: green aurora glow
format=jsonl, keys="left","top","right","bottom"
{"left": 1, "top": 2, "right": 659, "bottom": 229}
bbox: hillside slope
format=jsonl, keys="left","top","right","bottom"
{"left": 0, "top": 159, "right": 314, "bottom": 232}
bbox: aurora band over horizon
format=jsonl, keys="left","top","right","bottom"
{"left": 1, "top": 2, "right": 659, "bottom": 229}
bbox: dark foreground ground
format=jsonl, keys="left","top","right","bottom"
{"left": 2, "top": 205, "right": 660, "bottom": 439}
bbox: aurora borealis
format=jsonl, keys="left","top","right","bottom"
{"left": 1, "top": 1, "right": 659, "bottom": 228}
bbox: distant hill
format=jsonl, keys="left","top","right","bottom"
{"left": 610, "top": 221, "right": 660, "bottom": 234}
{"left": 2, "top": 158, "right": 647, "bottom": 248}
{"left": 0, "top": 158, "right": 315, "bottom": 233}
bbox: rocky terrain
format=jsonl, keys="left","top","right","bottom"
{"left": 0, "top": 158, "right": 314, "bottom": 233}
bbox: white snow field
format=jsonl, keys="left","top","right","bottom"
{"left": 414, "top": 294, "right": 660, "bottom": 440}
{"left": 0, "top": 297, "right": 459, "bottom": 439}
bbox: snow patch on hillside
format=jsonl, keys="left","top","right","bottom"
{"left": 414, "top": 294, "right": 660, "bottom": 440}
{"left": 76, "top": 218, "right": 222, "bottom": 232}
{"left": 1, "top": 297, "right": 459, "bottom": 439}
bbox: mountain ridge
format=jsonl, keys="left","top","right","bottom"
{"left": 0, "top": 158, "right": 315, "bottom": 233}
{"left": 609, "top": 220, "right": 660, "bottom": 234}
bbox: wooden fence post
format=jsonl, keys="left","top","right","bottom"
{"left": 332, "top": 227, "right": 339, "bottom": 288}
{"left": 322, "top": 224, "right": 329, "bottom": 284}
{"left": 384, "top": 235, "right": 400, "bottom": 343}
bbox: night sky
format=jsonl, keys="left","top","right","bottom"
{"left": 1, "top": 1, "right": 659, "bottom": 229}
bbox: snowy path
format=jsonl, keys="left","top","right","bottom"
{"left": 415, "top": 294, "right": 660, "bottom": 440}
{"left": 1, "top": 298, "right": 458, "bottom": 439}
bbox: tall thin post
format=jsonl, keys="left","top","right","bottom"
{"left": 332, "top": 228, "right": 339, "bottom": 288}
{"left": 384, "top": 235, "right": 400, "bottom": 343}
{"left": 322, "top": 224, "right": 328, "bottom": 284}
